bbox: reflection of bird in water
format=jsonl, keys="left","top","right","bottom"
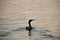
{"left": 1, "top": 19, "right": 59, "bottom": 39}
{"left": 12, "top": 19, "right": 36, "bottom": 36}
{"left": 26, "top": 19, "right": 35, "bottom": 36}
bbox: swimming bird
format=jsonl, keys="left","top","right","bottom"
{"left": 11, "top": 19, "right": 38, "bottom": 36}
{"left": 26, "top": 19, "right": 35, "bottom": 36}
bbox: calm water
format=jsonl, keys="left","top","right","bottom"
{"left": 0, "top": 0, "right": 60, "bottom": 40}
{"left": 0, "top": 19, "right": 60, "bottom": 40}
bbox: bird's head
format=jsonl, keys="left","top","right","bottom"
{"left": 29, "top": 19, "right": 35, "bottom": 22}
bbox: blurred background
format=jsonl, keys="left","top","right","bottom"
{"left": 0, "top": 0, "right": 60, "bottom": 40}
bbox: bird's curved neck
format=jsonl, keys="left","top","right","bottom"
{"left": 28, "top": 21, "right": 32, "bottom": 27}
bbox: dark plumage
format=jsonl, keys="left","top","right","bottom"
{"left": 26, "top": 19, "right": 35, "bottom": 36}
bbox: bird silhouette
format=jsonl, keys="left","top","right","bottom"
{"left": 26, "top": 19, "right": 35, "bottom": 36}
{"left": 11, "top": 19, "right": 40, "bottom": 36}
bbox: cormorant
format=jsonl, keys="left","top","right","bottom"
{"left": 11, "top": 19, "right": 35, "bottom": 36}
{"left": 26, "top": 19, "right": 35, "bottom": 36}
